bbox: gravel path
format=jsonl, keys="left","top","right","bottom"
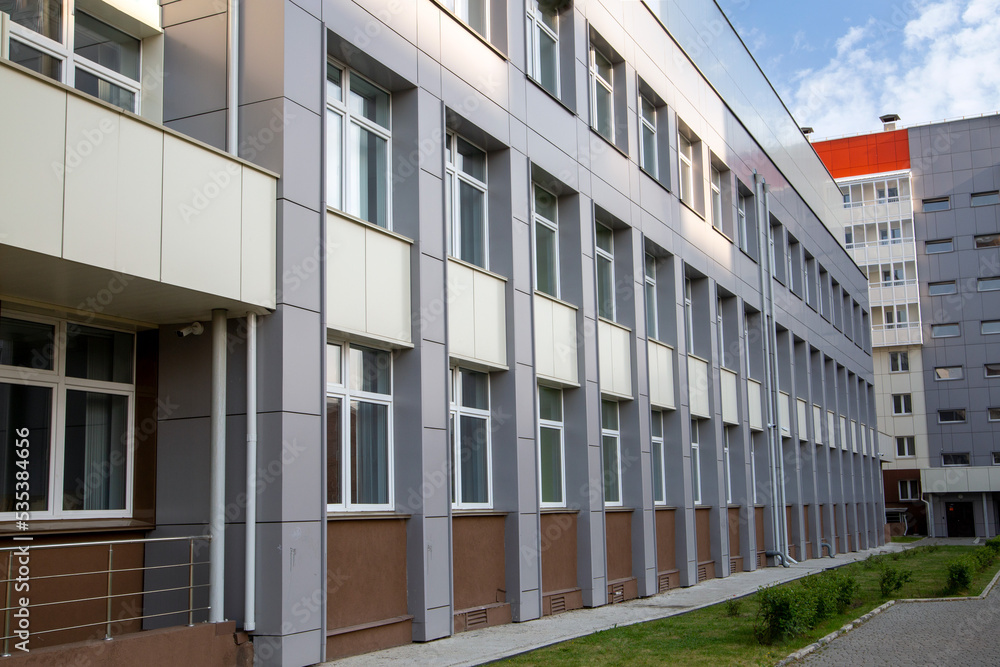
{"left": 799, "top": 577, "right": 1000, "bottom": 666}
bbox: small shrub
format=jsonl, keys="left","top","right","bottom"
{"left": 725, "top": 596, "right": 742, "bottom": 617}
{"left": 947, "top": 557, "right": 974, "bottom": 591}
{"left": 862, "top": 554, "right": 885, "bottom": 570}
{"left": 832, "top": 573, "right": 859, "bottom": 613}
{"left": 754, "top": 585, "right": 816, "bottom": 645}
{"left": 971, "top": 548, "right": 994, "bottom": 572}
{"left": 879, "top": 564, "right": 913, "bottom": 597}
{"left": 985, "top": 537, "right": 1000, "bottom": 554}
{"left": 925, "top": 544, "right": 940, "bottom": 554}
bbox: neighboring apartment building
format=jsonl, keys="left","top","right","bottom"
{"left": 1, "top": 1, "right": 882, "bottom": 666}
{"left": 815, "top": 112, "right": 1000, "bottom": 539}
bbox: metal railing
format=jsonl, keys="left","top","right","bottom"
{"left": 0, "top": 535, "right": 210, "bottom": 656}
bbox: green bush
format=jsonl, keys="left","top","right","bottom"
{"left": 754, "top": 585, "right": 816, "bottom": 645}
{"left": 985, "top": 537, "right": 1000, "bottom": 554}
{"left": 862, "top": 554, "right": 885, "bottom": 570}
{"left": 832, "top": 573, "right": 859, "bottom": 613}
{"left": 947, "top": 557, "right": 974, "bottom": 591}
{"left": 724, "top": 596, "right": 742, "bottom": 617}
{"left": 878, "top": 564, "right": 913, "bottom": 598}
{"left": 971, "top": 547, "right": 995, "bottom": 572}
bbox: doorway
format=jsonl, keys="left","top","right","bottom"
{"left": 946, "top": 502, "right": 975, "bottom": 537}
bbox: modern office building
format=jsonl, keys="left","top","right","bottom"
{"left": 815, "top": 112, "right": 1000, "bottom": 539}
{"left": 1, "top": 1, "right": 882, "bottom": 665}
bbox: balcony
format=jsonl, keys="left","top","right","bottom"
{"left": 447, "top": 259, "right": 507, "bottom": 369}
{"left": 872, "top": 322, "right": 923, "bottom": 347}
{"left": 720, "top": 368, "right": 738, "bottom": 424}
{"left": 797, "top": 398, "right": 809, "bottom": 442}
{"left": 778, "top": 391, "right": 791, "bottom": 438}
{"left": 846, "top": 237, "right": 917, "bottom": 267}
{"left": 534, "top": 293, "right": 578, "bottom": 386}
{"left": 648, "top": 340, "right": 676, "bottom": 410}
{"left": 598, "top": 319, "right": 632, "bottom": 399}
{"left": 843, "top": 198, "right": 913, "bottom": 225}
{"left": 688, "top": 355, "right": 710, "bottom": 419}
{"left": 0, "top": 61, "right": 277, "bottom": 323}
{"left": 747, "top": 379, "right": 764, "bottom": 431}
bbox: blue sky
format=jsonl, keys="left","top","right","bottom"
{"left": 720, "top": 0, "right": 1000, "bottom": 138}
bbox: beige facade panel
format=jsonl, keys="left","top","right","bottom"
{"left": 326, "top": 211, "right": 412, "bottom": 348}
{"left": 648, "top": 340, "right": 676, "bottom": 410}
{"left": 599, "top": 319, "right": 632, "bottom": 399}
{"left": 840, "top": 416, "right": 848, "bottom": 451}
{"left": 720, "top": 368, "right": 738, "bottom": 425}
{"left": 797, "top": 398, "right": 809, "bottom": 442}
{"left": 922, "top": 467, "right": 1000, "bottom": 494}
{"left": 828, "top": 411, "right": 836, "bottom": 449}
{"left": 688, "top": 355, "right": 710, "bottom": 419}
{"left": 813, "top": 405, "right": 823, "bottom": 444}
{"left": 747, "top": 379, "right": 764, "bottom": 431}
{"left": 447, "top": 259, "right": 507, "bottom": 369}
{"left": 778, "top": 391, "right": 790, "bottom": 438}
{"left": 241, "top": 170, "right": 277, "bottom": 309}
{"left": 534, "top": 293, "right": 579, "bottom": 387}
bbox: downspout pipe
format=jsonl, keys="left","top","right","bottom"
{"left": 820, "top": 542, "right": 835, "bottom": 558}
{"left": 921, "top": 493, "right": 934, "bottom": 538}
{"left": 765, "top": 551, "right": 790, "bottom": 568}
{"left": 209, "top": 308, "right": 228, "bottom": 623}
{"left": 244, "top": 312, "right": 257, "bottom": 632}
{"left": 227, "top": 0, "right": 240, "bottom": 155}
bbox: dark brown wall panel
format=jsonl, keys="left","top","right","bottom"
{"left": 452, "top": 515, "right": 506, "bottom": 610}
{"left": 604, "top": 511, "right": 632, "bottom": 582}
{"left": 655, "top": 509, "right": 676, "bottom": 572}
{"left": 695, "top": 507, "right": 712, "bottom": 563}
{"left": 540, "top": 512, "right": 577, "bottom": 593}
{"left": 326, "top": 519, "right": 408, "bottom": 630}
{"left": 727, "top": 507, "right": 741, "bottom": 558}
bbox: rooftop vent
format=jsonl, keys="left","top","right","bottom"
{"left": 879, "top": 114, "right": 901, "bottom": 131}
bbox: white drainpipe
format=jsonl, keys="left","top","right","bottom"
{"left": 209, "top": 308, "right": 228, "bottom": 623}
{"left": 227, "top": 0, "right": 240, "bottom": 155}
{"left": 245, "top": 312, "right": 257, "bottom": 631}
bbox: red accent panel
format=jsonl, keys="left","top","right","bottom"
{"left": 813, "top": 129, "right": 911, "bottom": 179}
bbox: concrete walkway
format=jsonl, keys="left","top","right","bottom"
{"left": 799, "top": 567, "right": 1000, "bottom": 665}
{"left": 323, "top": 542, "right": 907, "bottom": 666}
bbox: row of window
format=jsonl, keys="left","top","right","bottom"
{"left": 890, "top": 353, "right": 1000, "bottom": 380}
{"left": 921, "top": 191, "right": 1000, "bottom": 212}
{"left": 930, "top": 320, "right": 1000, "bottom": 338}
{"left": 927, "top": 277, "right": 1000, "bottom": 294}
{"left": 4, "top": 0, "right": 142, "bottom": 112}
{"left": 895, "top": 441, "right": 1000, "bottom": 468}
{"left": 926, "top": 234, "right": 1000, "bottom": 254}
{"left": 890, "top": 396, "right": 998, "bottom": 424}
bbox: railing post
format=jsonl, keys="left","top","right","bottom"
{"left": 105, "top": 544, "right": 114, "bottom": 641}
{"left": 188, "top": 539, "right": 195, "bottom": 626}
{"left": 2, "top": 553, "right": 12, "bottom": 657}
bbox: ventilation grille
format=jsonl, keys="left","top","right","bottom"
{"left": 610, "top": 583, "right": 625, "bottom": 604}
{"left": 697, "top": 566, "right": 708, "bottom": 583}
{"left": 658, "top": 573, "right": 672, "bottom": 593}
{"left": 550, "top": 594, "right": 566, "bottom": 614}
{"left": 757, "top": 553, "right": 764, "bottom": 568}
{"left": 466, "top": 608, "right": 488, "bottom": 628}
{"left": 730, "top": 558, "right": 738, "bottom": 573}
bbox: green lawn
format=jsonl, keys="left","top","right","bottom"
{"left": 498, "top": 545, "right": 1000, "bottom": 667}
{"left": 890, "top": 535, "right": 924, "bottom": 543}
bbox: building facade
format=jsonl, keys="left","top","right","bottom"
{"left": 815, "top": 113, "right": 1000, "bottom": 540}
{"left": 1, "top": 1, "right": 882, "bottom": 665}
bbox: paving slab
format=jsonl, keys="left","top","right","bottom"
{"left": 323, "top": 543, "right": 907, "bottom": 666}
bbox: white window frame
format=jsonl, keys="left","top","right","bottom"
{"left": 538, "top": 385, "right": 566, "bottom": 509}
{"left": 589, "top": 42, "right": 614, "bottom": 141}
{"left": 526, "top": 0, "right": 559, "bottom": 97}
{"left": 938, "top": 409, "right": 967, "bottom": 424}
{"left": 532, "top": 182, "right": 560, "bottom": 298}
{"left": 716, "top": 296, "right": 725, "bottom": 367}
{"left": 443, "top": 0, "right": 489, "bottom": 39}
{"left": 942, "top": 452, "right": 970, "bottom": 466}
{"left": 934, "top": 366, "right": 964, "bottom": 381}
{"left": 896, "top": 436, "right": 915, "bottom": 458}
{"left": 684, "top": 277, "right": 694, "bottom": 353}
{"left": 892, "top": 393, "right": 913, "bottom": 416}
{"left": 889, "top": 352, "right": 909, "bottom": 373}
{"left": 445, "top": 131, "right": 489, "bottom": 269}
{"left": 678, "top": 132, "right": 694, "bottom": 204}
{"left": 691, "top": 420, "right": 702, "bottom": 505}
{"left": 723, "top": 427, "right": 732, "bottom": 505}
{"left": 450, "top": 367, "right": 492, "bottom": 509}
{"left": 750, "top": 439, "right": 758, "bottom": 505}
{"left": 651, "top": 409, "right": 666, "bottom": 505}
{"left": 986, "top": 363, "right": 1000, "bottom": 378}
{"left": 326, "top": 342, "right": 395, "bottom": 512}
{"left": 710, "top": 165, "right": 723, "bottom": 231}
{"left": 743, "top": 310, "right": 752, "bottom": 377}
{"left": 639, "top": 94, "right": 658, "bottom": 177}
{"left": 601, "top": 400, "right": 622, "bottom": 507}
{"left": 326, "top": 61, "right": 393, "bottom": 229}
{"left": 737, "top": 192, "right": 749, "bottom": 252}
{"left": 0, "top": 311, "right": 136, "bottom": 521}
{"left": 898, "top": 479, "right": 919, "bottom": 501}
{"left": 595, "top": 222, "right": 616, "bottom": 321}
{"left": 6, "top": 1, "right": 142, "bottom": 112}
{"left": 644, "top": 253, "right": 658, "bottom": 340}
{"left": 988, "top": 408, "right": 1000, "bottom": 422}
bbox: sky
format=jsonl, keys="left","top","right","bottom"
{"left": 719, "top": 0, "right": 1000, "bottom": 139}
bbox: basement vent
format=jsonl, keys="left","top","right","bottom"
{"left": 697, "top": 566, "right": 708, "bottom": 583}
{"left": 658, "top": 573, "right": 672, "bottom": 593}
{"left": 550, "top": 594, "right": 566, "bottom": 614}
{"left": 466, "top": 608, "right": 488, "bottom": 628}
{"left": 730, "top": 558, "right": 739, "bottom": 573}
{"left": 610, "top": 583, "right": 625, "bottom": 604}
{"left": 757, "top": 553, "right": 765, "bottom": 569}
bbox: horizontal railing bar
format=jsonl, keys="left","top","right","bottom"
{"left": 0, "top": 535, "right": 210, "bottom": 553}
{"left": 0, "top": 560, "right": 209, "bottom": 585}
{"left": 0, "top": 583, "right": 210, "bottom": 614}
{"left": 0, "top": 606, "right": 212, "bottom": 641}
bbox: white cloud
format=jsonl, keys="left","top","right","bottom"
{"left": 784, "top": 0, "right": 1000, "bottom": 137}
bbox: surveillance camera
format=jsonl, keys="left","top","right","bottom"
{"left": 177, "top": 322, "right": 205, "bottom": 337}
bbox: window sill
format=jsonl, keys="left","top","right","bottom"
{"left": 326, "top": 511, "right": 412, "bottom": 521}
{"left": 526, "top": 76, "right": 576, "bottom": 116}
{"left": 654, "top": 505, "right": 678, "bottom": 510}
{"left": 429, "top": 0, "right": 508, "bottom": 61}
{"left": 679, "top": 198, "right": 705, "bottom": 221}
{"left": 605, "top": 506, "right": 634, "bottom": 513}
{"left": 452, "top": 509, "right": 509, "bottom": 517}
{"left": 712, "top": 224, "right": 733, "bottom": 244}
{"left": 588, "top": 126, "right": 629, "bottom": 160}
{"left": 639, "top": 165, "right": 672, "bottom": 195}
{"left": 0, "top": 517, "right": 154, "bottom": 536}
{"left": 540, "top": 507, "right": 579, "bottom": 514}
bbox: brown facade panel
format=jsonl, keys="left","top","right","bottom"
{"left": 755, "top": 506, "right": 767, "bottom": 567}
{"left": 727, "top": 507, "right": 741, "bottom": 560}
{"left": 604, "top": 510, "right": 633, "bottom": 583}
{"left": 655, "top": 508, "right": 677, "bottom": 572}
{"left": 540, "top": 512, "right": 578, "bottom": 594}
{"left": 325, "top": 518, "right": 409, "bottom": 656}
{"left": 0, "top": 533, "right": 145, "bottom": 650}
{"left": 452, "top": 515, "right": 507, "bottom": 611}
{"left": 1, "top": 621, "right": 249, "bottom": 667}
{"left": 695, "top": 507, "right": 712, "bottom": 563}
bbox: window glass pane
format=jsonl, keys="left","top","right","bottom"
{"left": 74, "top": 69, "right": 135, "bottom": 112}
{"left": 348, "top": 124, "right": 388, "bottom": 227}
{"left": 594, "top": 80, "right": 613, "bottom": 140}
{"left": 923, "top": 198, "right": 950, "bottom": 212}
{"left": 972, "top": 192, "right": 1000, "bottom": 207}
{"left": 641, "top": 122, "right": 656, "bottom": 174}
{"left": 982, "top": 320, "right": 1000, "bottom": 335}
{"left": 349, "top": 75, "right": 390, "bottom": 129}
{"left": 537, "top": 29, "right": 558, "bottom": 95}
{"left": 8, "top": 39, "right": 61, "bottom": 80}
{"left": 326, "top": 345, "right": 342, "bottom": 385}
{"left": 0, "top": 0, "right": 61, "bottom": 40}
{"left": 326, "top": 63, "right": 342, "bottom": 102}
{"left": 990, "top": 408, "right": 1000, "bottom": 422}
{"left": 0, "top": 382, "right": 52, "bottom": 512}
{"left": 326, "top": 397, "right": 342, "bottom": 505}
{"left": 459, "top": 369, "right": 488, "bottom": 410}
{"left": 926, "top": 239, "right": 953, "bottom": 253}
{"left": 533, "top": 185, "right": 557, "bottom": 221}
{"left": 538, "top": 2, "right": 558, "bottom": 31}
{"left": 596, "top": 255, "right": 614, "bottom": 319}
{"left": 601, "top": 400, "right": 618, "bottom": 430}
{"left": 641, "top": 96, "right": 656, "bottom": 125}
{"left": 651, "top": 411, "right": 663, "bottom": 438}
{"left": 935, "top": 366, "right": 963, "bottom": 380}
{"left": 458, "top": 180, "right": 486, "bottom": 266}
{"left": 535, "top": 222, "right": 557, "bottom": 296}
{"left": 976, "top": 234, "right": 1000, "bottom": 248}
{"left": 0, "top": 317, "right": 55, "bottom": 370}
{"left": 978, "top": 278, "right": 1000, "bottom": 292}
{"left": 459, "top": 415, "right": 488, "bottom": 503}
{"left": 538, "top": 386, "right": 561, "bottom": 421}
{"left": 455, "top": 137, "right": 486, "bottom": 181}
{"left": 74, "top": 12, "right": 140, "bottom": 80}
{"left": 928, "top": 281, "right": 956, "bottom": 295}
{"left": 986, "top": 363, "right": 1000, "bottom": 377}
{"left": 602, "top": 434, "right": 619, "bottom": 503}
{"left": 645, "top": 282, "right": 657, "bottom": 337}
{"left": 62, "top": 391, "right": 128, "bottom": 511}
{"left": 350, "top": 401, "right": 389, "bottom": 504}
{"left": 65, "top": 325, "right": 133, "bottom": 384}
{"left": 464, "top": 0, "right": 487, "bottom": 37}
{"left": 325, "top": 110, "right": 343, "bottom": 209}
{"left": 349, "top": 346, "right": 390, "bottom": 394}
{"left": 652, "top": 440, "right": 664, "bottom": 502}
{"left": 593, "top": 49, "right": 612, "bottom": 82}
{"left": 645, "top": 254, "right": 656, "bottom": 280}
{"left": 595, "top": 224, "right": 613, "bottom": 254}
{"left": 539, "top": 425, "right": 562, "bottom": 503}
{"left": 932, "top": 324, "right": 960, "bottom": 338}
